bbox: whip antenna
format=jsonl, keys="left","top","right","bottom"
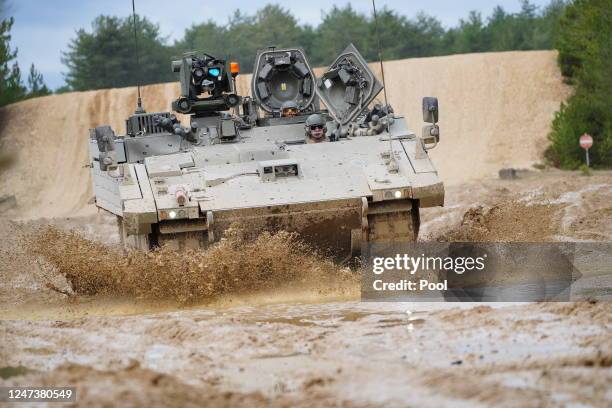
{"left": 371, "top": 0, "right": 393, "bottom": 155}
{"left": 132, "top": 0, "right": 144, "bottom": 113}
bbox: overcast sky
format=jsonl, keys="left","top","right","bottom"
{"left": 7, "top": 0, "right": 552, "bottom": 89}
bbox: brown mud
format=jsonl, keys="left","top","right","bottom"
{"left": 421, "top": 170, "right": 612, "bottom": 242}
{"left": 24, "top": 226, "right": 357, "bottom": 304}
{"left": 1, "top": 170, "right": 611, "bottom": 407}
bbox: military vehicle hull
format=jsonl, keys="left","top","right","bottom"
{"left": 91, "top": 118, "right": 443, "bottom": 258}
{"left": 89, "top": 45, "right": 443, "bottom": 259}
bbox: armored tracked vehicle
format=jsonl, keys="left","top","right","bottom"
{"left": 89, "top": 45, "right": 444, "bottom": 258}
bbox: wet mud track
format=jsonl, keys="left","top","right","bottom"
{"left": 1, "top": 301, "right": 610, "bottom": 407}
{"left": 1, "top": 170, "right": 611, "bottom": 407}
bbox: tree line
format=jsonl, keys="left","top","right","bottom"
{"left": 547, "top": 0, "right": 610, "bottom": 169}
{"left": 0, "top": 0, "right": 50, "bottom": 107}
{"left": 59, "top": 1, "right": 567, "bottom": 92}
{"left": 1, "top": 1, "right": 567, "bottom": 99}
{"left": 0, "top": 0, "right": 608, "bottom": 168}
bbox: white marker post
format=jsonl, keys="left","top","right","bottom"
{"left": 579, "top": 133, "right": 593, "bottom": 167}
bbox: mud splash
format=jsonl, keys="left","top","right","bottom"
{"left": 24, "top": 226, "right": 359, "bottom": 305}
{"left": 435, "top": 201, "right": 562, "bottom": 242}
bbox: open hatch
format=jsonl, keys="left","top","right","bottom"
{"left": 315, "top": 44, "right": 383, "bottom": 126}
{"left": 251, "top": 48, "right": 317, "bottom": 115}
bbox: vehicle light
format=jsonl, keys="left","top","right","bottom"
{"left": 168, "top": 210, "right": 177, "bottom": 219}
{"left": 193, "top": 68, "right": 204, "bottom": 78}
{"left": 394, "top": 190, "right": 402, "bottom": 199}
{"left": 175, "top": 188, "right": 188, "bottom": 206}
{"left": 230, "top": 62, "right": 240, "bottom": 76}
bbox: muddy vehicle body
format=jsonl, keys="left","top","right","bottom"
{"left": 89, "top": 45, "right": 444, "bottom": 258}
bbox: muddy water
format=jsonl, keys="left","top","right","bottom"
{"left": 21, "top": 223, "right": 359, "bottom": 308}
{"left": 3, "top": 221, "right": 362, "bottom": 321}
{"left": 2, "top": 299, "right": 610, "bottom": 407}
{"left": 1, "top": 171, "right": 611, "bottom": 407}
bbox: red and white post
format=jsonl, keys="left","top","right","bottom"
{"left": 579, "top": 133, "right": 593, "bottom": 167}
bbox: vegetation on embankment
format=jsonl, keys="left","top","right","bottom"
{"left": 547, "top": 0, "right": 611, "bottom": 169}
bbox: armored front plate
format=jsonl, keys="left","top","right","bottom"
{"left": 124, "top": 134, "right": 183, "bottom": 163}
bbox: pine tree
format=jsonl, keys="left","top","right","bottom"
{"left": 26, "top": 63, "right": 50, "bottom": 98}
{"left": 548, "top": 0, "right": 611, "bottom": 168}
{"left": 0, "top": 16, "right": 26, "bottom": 107}
{"left": 62, "top": 15, "right": 174, "bottom": 91}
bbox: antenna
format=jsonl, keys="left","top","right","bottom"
{"left": 371, "top": 0, "right": 394, "bottom": 160}
{"left": 131, "top": 0, "right": 145, "bottom": 113}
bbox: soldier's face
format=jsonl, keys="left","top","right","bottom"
{"left": 310, "top": 125, "right": 325, "bottom": 139}
{"left": 283, "top": 108, "right": 298, "bottom": 117}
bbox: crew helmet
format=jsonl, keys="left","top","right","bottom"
{"left": 280, "top": 101, "right": 299, "bottom": 116}
{"left": 305, "top": 113, "right": 325, "bottom": 128}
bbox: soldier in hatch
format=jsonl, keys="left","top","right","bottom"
{"left": 305, "top": 114, "right": 328, "bottom": 143}
{"left": 280, "top": 101, "right": 299, "bottom": 117}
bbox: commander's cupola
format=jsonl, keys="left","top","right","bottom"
{"left": 252, "top": 47, "right": 318, "bottom": 117}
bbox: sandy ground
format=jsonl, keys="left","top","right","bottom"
{"left": 1, "top": 301, "right": 610, "bottom": 407}
{"left": 1, "top": 170, "right": 610, "bottom": 407}
{"left": 420, "top": 169, "right": 612, "bottom": 243}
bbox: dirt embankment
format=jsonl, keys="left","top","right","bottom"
{"left": 0, "top": 50, "right": 570, "bottom": 218}
{"left": 420, "top": 170, "right": 612, "bottom": 242}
